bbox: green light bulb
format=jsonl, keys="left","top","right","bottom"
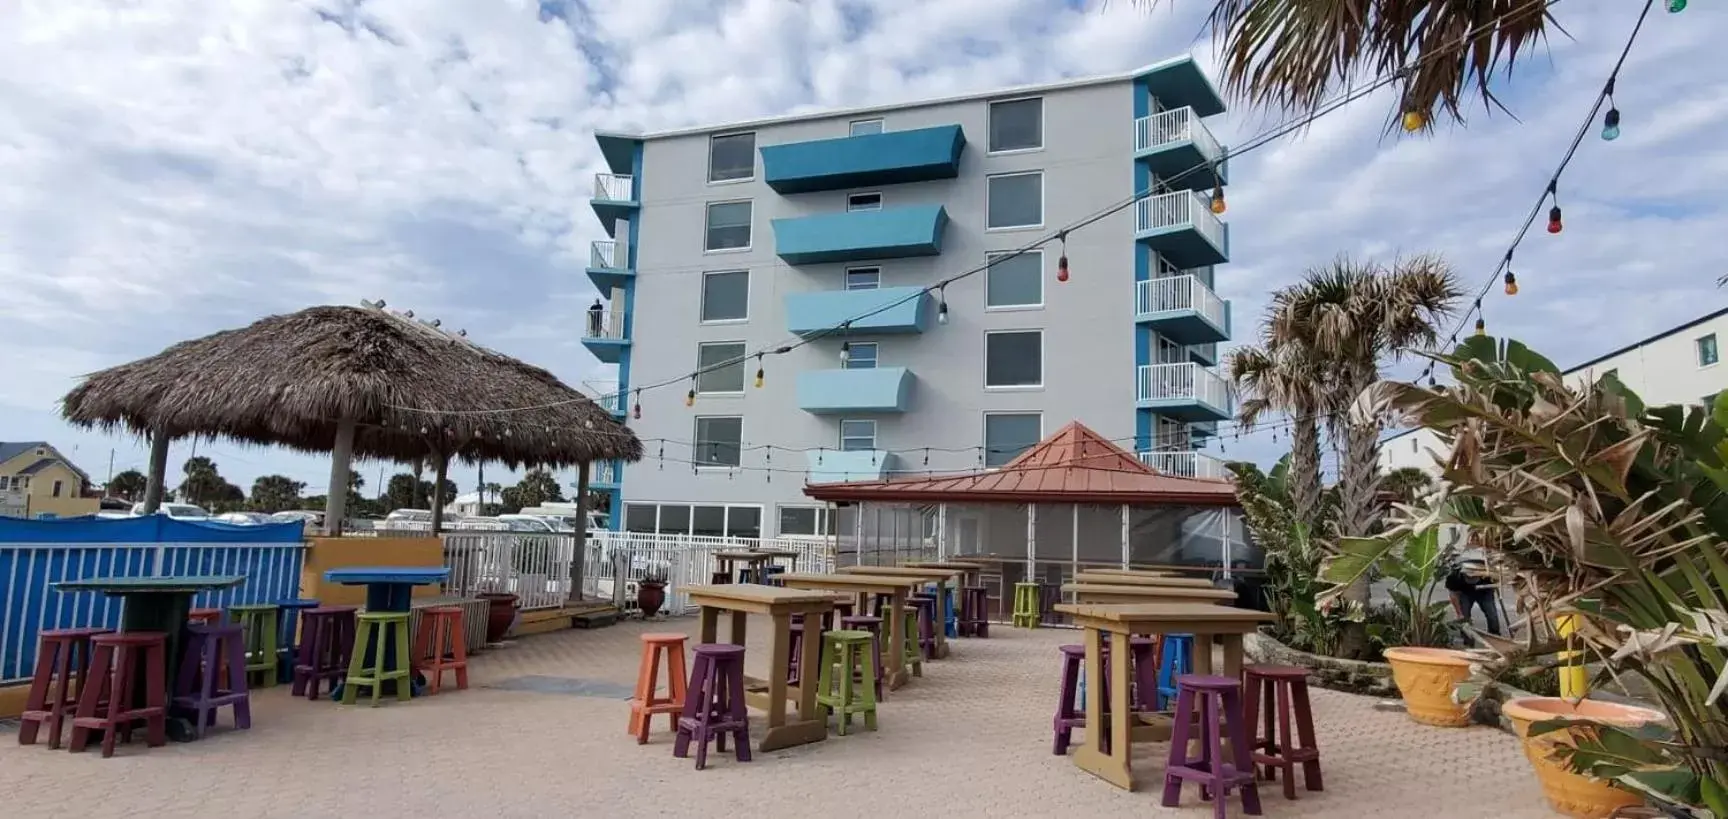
{"left": 1667, "top": 0, "right": 1685, "bottom": 11}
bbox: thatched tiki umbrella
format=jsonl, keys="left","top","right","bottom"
{"left": 60, "top": 303, "right": 642, "bottom": 556}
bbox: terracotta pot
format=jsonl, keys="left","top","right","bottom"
{"left": 476, "top": 592, "right": 519, "bottom": 643}
{"left": 1382, "top": 646, "right": 1474, "bottom": 727}
{"left": 1501, "top": 697, "right": 1666, "bottom": 819}
{"left": 637, "top": 582, "right": 666, "bottom": 618}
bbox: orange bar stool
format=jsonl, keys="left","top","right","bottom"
{"left": 413, "top": 606, "right": 469, "bottom": 695}
{"left": 18, "top": 627, "right": 110, "bottom": 749}
{"left": 627, "top": 633, "right": 688, "bottom": 744}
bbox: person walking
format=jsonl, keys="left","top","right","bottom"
{"left": 1446, "top": 558, "right": 1504, "bottom": 637}
{"left": 587, "top": 298, "right": 604, "bottom": 337}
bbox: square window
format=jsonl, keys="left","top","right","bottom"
{"left": 624, "top": 503, "right": 658, "bottom": 533}
{"left": 985, "top": 250, "right": 1043, "bottom": 308}
{"left": 849, "top": 118, "right": 884, "bottom": 136}
{"left": 847, "top": 192, "right": 883, "bottom": 212}
{"left": 845, "top": 267, "right": 881, "bottom": 290}
{"left": 694, "top": 416, "right": 743, "bottom": 467}
{"left": 692, "top": 505, "right": 726, "bottom": 534}
{"left": 983, "top": 412, "right": 1041, "bottom": 467}
{"left": 778, "top": 506, "right": 819, "bottom": 536}
{"left": 700, "top": 270, "right": 750, "bottom": 322}
{"left": 984, "top": 330, "right": 1042, "bottom": 388}
{"left": 708, "top": 133, "right": 756, "bottom": 183}
{"left": 988, "top": 98, "right": 1043, "bottom": 153}
{"left": 1699, "top": 334, "right": 1719, "bottom": 367}
{"left": 705, "top": 201, "right": 753, "bottom": 251}
{"left": 987, "top": 172, "right": 1043, "bottom": 230}
{"left": 725, "top": 506, "right": 761, "bottom": 538}
{"left": 696, "top": 342, "right": 747, "bottom": 393}
{"left": 843, "top": 341, "right": 878, "bottom": 370}
{"left": 659, "top": 504, "right": 691, "bottom": 535}
{"left": 839, "top": 419, "right": 877, "bottom": 452}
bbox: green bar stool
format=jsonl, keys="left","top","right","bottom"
{"left": 898, "top": 607, "right": 923, "bottom": 678}
{"left": 815, "top": 630, "right": 878, "bottom": 736}
{"left": 1012, "top": 582, "right": 1042, "bottom": 629}
{"left": 228, "top": 604, "right": 280, "bottom": 688}
{"left": 342, "top": 612, "right": 412, "bottom": 706}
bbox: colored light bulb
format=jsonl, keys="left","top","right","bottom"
{"left": 1209, "top": 186, "right": 1226, "bottom": 214}
{"left": 1402, "top": 110, "right": 1426, "bottom": 132}
{"left": 1503, "top": 271, "right": 1519, "bottom": 296}
{"left": 684, "top": 389, "right": 695, "bottom": 407}
{"left": 1547, "top": 206, "right": 1563, "bottom": 234}
{"left": 754, "top": 367, "right": 764, "bottom": 388}
{"left": 1057, "top": 255, "right": 1070, "bottom": 283}
{"left": 632, "top": 403, "right": 641, "bottom": 420}
{"left": 1474, "top": 317, "right": 1486, "bottom": 337}
{"left": 1602, "top": 108, "right": 1621, "bottom": 141}
{"left": 1668, "top": 0, "right": 1686, "bottom": 12}
{"left": 937, "top": 300, "right": 949, "bottom": 324}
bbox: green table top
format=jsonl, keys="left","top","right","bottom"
{"left": 56, "top": 575, "right": 247, "bottom": 595}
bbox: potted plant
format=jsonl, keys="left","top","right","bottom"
{"left": 476, "top": 589, "right": 520, "bottom": 643}
{"left": 636, "top": 568, "right": 668, "bottom": 618}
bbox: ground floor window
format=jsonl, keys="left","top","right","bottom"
{"left": 776, "top": 504, "right": 839, "bottom": 537}
{"left": 623, "top": 502, "right": 763, "bottom": 538}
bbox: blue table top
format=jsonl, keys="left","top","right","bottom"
{"left": 323, "top": 567, "right": 449, "bottom": 585}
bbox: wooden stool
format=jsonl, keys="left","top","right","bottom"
{"left": 275, "top": 598, "right": 322, "bottom": 685}
{"left": 1243, "top": 665, "right": 1324, "bottom": 799}
{"left": 1162, "top": 674, "right": 1262, "bottom": 818}
{"left": 959, "top": 586, "right": 990, "bottom": 637}
{"left": 815, "top": 630, "right": 878, "bottom": 736}
{"left": 839, "top": 615, "right": 886, "bottom": 701}
{"left": 1053, "top": 643, "right": 1111, "bottom": 755}
{"left": 172, "top": 623, "right": 251, "bottom": 738}
{"left": 674, "top": 644, "right": 750, "bottom": 770}
{"left": 1156, "top": 634, "right": 1195, "bottom": 710}
{"left": 897, "top": 607, "right": 923, "bottom": 678}
{"left": 1012, "top": 582, "right": 1040, "bottom": 628}
{"left": 414, "top": 606, "right": 469, "bottom": 695}
{"left": 18, "top": 627, "right": 109, "bottom": 749}
{"left": 228, "top": 604, "right": 279, "bottom": 688}
{"left": 627, "top": 633, "right": 688, "bottom": 744}
{"left": 342, "top": 612, "right": 411, "bottom": 706}
{"left": 187, "top": 608, "right": 222, "bottom": 625}
{"left": 909, "top": 593, "right": 939, "bottom": 660}
{"left": 70, "top": 632, "right": 170, "bottom": 758}
{"left": 293, "top": 606, "right": 357, "bottom": 700}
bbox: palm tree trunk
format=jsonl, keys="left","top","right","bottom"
{"left": 1337, "top": 368, "right": 1386, "bottom": 611}
{"left": 1288, "top": 411, "right": 1323, "bottom": 530}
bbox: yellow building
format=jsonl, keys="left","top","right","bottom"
{"left": 0, "top": 441, "right": 100, "bottom": 519}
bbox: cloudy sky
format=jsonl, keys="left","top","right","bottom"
{"left": 1, "top": 0, "right": 1721, "bottom": 500}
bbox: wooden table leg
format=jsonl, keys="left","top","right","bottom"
{"left": 884, "top": 592, "right": 909, "bottom": 690}
{"left": 1192, "top": 633, "right": 1215, "bottom": 676}
{"left": 754, "top": 611, "right": 827, "bottom": 751}
{"left": 1072, "top": 625, "right": 1134, "bottom": 790}
{"left": 699, "top": 605, "right": 719, "bottom": 643}
{"left": 1221, "top": 634, "right": 1244, "bottom": 677}
{"left": 933, "top": 578, "right": 951, "bottom": 659}
{"left": 729, "top": 610, "right": 747, "bottom": 646}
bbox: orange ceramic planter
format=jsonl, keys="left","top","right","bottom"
{"left": 1501, "top": 697, "right": 1666, "bottom": 819}
{"left": 1382, "top": 646, "right": 1474, "bottom": 727}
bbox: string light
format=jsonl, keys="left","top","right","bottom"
{"left": 754, "top": 354, "right": 765, "bottom": 389}
{"left": 1056, "top": 231, "right": 1070, "bottom": 283}
{"left": 839, "top": 341, "right": 851, "bottom": 364}
{"left": 1546, "top": 181, "right": 1563, "bottom": 234}
{"left": 632, "top": 389, "right": 642, "bottom": 420}
{"left": 1503, "top": 270, "right": 1519, "bottom": 296}
{"left": 1401, "top": 110, "right": 1426, "bottom": 132}
{"left": 1601, "top": 78, "right": 1621, "bottom": 141}
{"left": 1209, "top": 184, "right": 1226, "bottom": 215}
{"left": 1475, "top": 316, "right": 1487, "bottom": 337}
{"left": 937, "top": 286, "right": 949, "bottom": 325}
{"left": 1668, "top": 0, "right": 1685, "bottom": 12}
{"left": 684, "top": 376, "right": 696, "bottom": 408}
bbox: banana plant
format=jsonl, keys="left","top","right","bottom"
{"left": 1319, "top": 526, "right": 1459, "bottom": 648}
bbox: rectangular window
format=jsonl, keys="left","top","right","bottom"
{"left": 726, "top": 506, "right": 762, "bottom": 538}
{"left": 696, "top": 342, "right": 747, "bottom": 393}
{"left": 777, "top": 505, "right": 823, "bottom": 536}
{"left": 694, "top": 416, "right": 743, "bottom": 467}
{"left": 843, "top": 341, "right": 878, "bottom": 370}
{"left": 985, "top": 250, "right": 1043, "bottom": 308}
{"left": 1699, "top": 333, "right": 1719, "bottom": 367}
{"left": 986, "top": 171, "right": 1043, "bottom": 230}
{"left": 984, "top": 412, "right": 1042, "bottom": 467}
{"left": 704, "top": 201, "right": 753, "bottom": 251}
{"left": 658, "top": 505, "right": 691, "bottom": 535}
{"left": 847, "top": 192, "right": 883, "bottom": 212}
{"left": 984, "top": 330, "right": 1042, "bottom": 388}
{"left": 52, "top": 480, "right": 63, "bottom": 498}
{"left": 988, "top": 97, "right": 1043, "bottom": 153}
{"left": 708, "top": 132, "right": 756, "bottom": 182}
{"left": 845, "top": 267, "right": 881, "bottom": 290}
{"left": 624, "top": 503, "right": 658, "bottom": 533}
{"left": 839, "top": 419, "right": 878, "bottom": 452}
{"left": 849, "top": 118, "right": 884, "bottom": 136}
{"left": 700, "top": 270, "right": 750, "bottom": 322}
{"left": 692, "top": 505, "right": 726, "bottom": 535}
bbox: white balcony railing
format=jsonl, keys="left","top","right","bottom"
{"left": 1133, "top": 106, "right": 1224, "bottom": 164}
{"left": 1135, "top": 190, "right": 1226, "bottom": 252}
{"left": 590, "top": 460, "right": 620, "bottom": 484}
{"left": 1135, "top": 274, "right": 1226, "bottom": 327}
{"left": 583, "top": 309, "right": 627, "bottom": 341}
{"left": 590, "top": 239, "right": 627, "bottom": 269}
{"left": 1137, "top": 450, "right": 1228, "bottom": 480}
{"left": 1137, "top": 362, "right": 1230, "bottom": 410}
{"left": 584, "top": 380, "right": 622, "bottom": 414}
{"left": 594, "top": 173, "right": 635, "bottom": 202}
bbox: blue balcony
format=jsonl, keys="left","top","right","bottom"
{"left": 585, "top": 239, "right": 633, "bottom": 292}
{"left": 589, "top": 460, "right": 621, "bottom": 489}
{"left": 1135, "top": 191, "right": 1229, "bottom": 269}
{"left": 1135, "top": 363, "right": 1231, "bottom": 423}
{"left": 1191, "top": 420, "right": 1219, "bottom": 442}
{"left": 761, "top": 125, "right": 966, "bottom": 194}
{"left": 589, "top": 173, "right": 638, "bottom": 238}
{"left": 1134, "top": 275, "right": 1231, "bottom": 346}
{"left": 786, "top": 286, "right": 931, "bottom": 337}
{"left": 797, "top": 367, "right": 914, "bottom": 414}
{"left": 1135, "top": 55, "right": 1227, "bottom": 118}
{"left": 773, "top": 205, "right": 949, "bottom": 265}
{"left": 1134, "top": 107, "right": 1227, "bottom": 192}
{"left": 806, "top": 450, "right": 897, "bottom": 484}
{"left": 1187, "top": 342, "right": 1219, "bottom": 367}
{"left": 580, "top": 312, "right": 629, "bottom": 365}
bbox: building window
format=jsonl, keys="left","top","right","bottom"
{"left": 696, "top": 342, "right": 747, "bottom": 394}
{"left": 777, "top": 505, "right": 836, "bottom": 537}
{"left": 626, "top": 502, "right": 761, "bottom": 538}
{"left": 845, "top": 267, "right": 881, "bottom": 290}
{"left": 700, "top": 270, "right": 750, "bottom": 322}
{"left": 1699, "top": 333, "right": 1719, "bottom": 367}
{"left": 694, "top": 416, "right": 744, "bottom": 467}
{"left": 984, "top": 330, "right": 1042, "bottom": 388}
{"left": 985, "top": 250, "right": 1042, "bottom": 308}
{"left": 708, "top": 132, "right": 756, "bottom": 182}
{"left": 843, "top": 341, "right": 879, "bottom": 370}
{"left": 704, "top": 201, "right": 753, "bottom": 251}
{"left": 839, "top": 419, "right": 878, "bottom": 451}
{"left": 988, "top": 97, "right": 1043, "bottom": 153}
{"left": 984, "top": 412, "right": 1042, "bottom": 467}
{"left": 847, "top": 192, "right": 883, "bottom": 212}
{"left": 52, "top": 480, "right": 64, "bottom": 498}
{"left": 849, "top": 119, "right": 884, "bottom": 136}
{"left": 986, "top": 171, "right": 1043, "bottom": 230}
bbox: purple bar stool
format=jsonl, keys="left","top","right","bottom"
{"left": 840, "top": 615, "right": 886, "bottom": 700}
{"left": 908, "top": 593, "right": 939, "bottom": 660}
{"left": 1162, "top": 674, "right": 1262, "bottom": 818}
{"left": 1053, "top": 643, "right": 1114, "bottom": 755}
{"left": 787, "top": 621, "right": 806, "bottom": 686}
{"left": 292, "top": 606, "right": 357, "bottom": 700}
{"left": 1130, "top": 636, "right": 1160, "bottom": 710}
{"left": 172, "top": 623, "right": 252, "bottom": 739}
{"left": 674, "top": 644, "right": 751, "bottom": 770}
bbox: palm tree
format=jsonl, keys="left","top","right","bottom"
{"left": 1227, "top": 342, "right": 1327, "bottom": 530}
{"left": 1381, "top": 466, "right": 1436, "bottom": 506}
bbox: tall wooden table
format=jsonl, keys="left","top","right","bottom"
{"left": 683, "top": 583, "right": 837, "bottom": 751}
{"left": 778, "top": 572, "right": 919, "bottom": 690}
{"left": 1062, "top": 583, "right": 1236, "bottom": 605}
{"left": 1054, "top": 602, "right": 1275, "bottom": 791}
{"left": 1079, "top": 568, "right": 1177, "bottom": 579}
{"left": 1072, "top": 572, "right": 1215, "bottom": 588}
{"left": 902, "top": 560, "right": 987, "bottom": 589}
{"left": 713, "top": 551, "right": 781, "bottom": 583}
{"left": 836, "top": 565, "right": 956, "bottom": 659}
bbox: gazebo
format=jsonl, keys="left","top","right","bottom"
{"left": 803, "top": 422, "right": 1256, "bottom": 618}
{"left": 60, "top": 302, "right": 642, "bottom": 537}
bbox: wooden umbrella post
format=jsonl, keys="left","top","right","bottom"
{"left": 141, "top": 425, "right": 172, "bottom": 514}
{"left": 322, "top": 417, "right": 357, "bottom": 536}
{"left": 569, "top": 460, "right": 592, "bottom": 603}
{"left": 429, "top": 451, "right": 450, "bottom": 535}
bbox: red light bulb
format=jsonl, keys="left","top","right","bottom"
{"left": 632, "top": 403, "right": 641, "bottom": 420}
{"left": 1057, "top": 255, "right": 1069, "bottom": 283}
{"left": 1547, "top": 205, "right": 1563, "bottom": 234}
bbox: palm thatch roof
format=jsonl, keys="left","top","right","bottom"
{"left": 60, "top": 304, "right": 642, "bottom": 468}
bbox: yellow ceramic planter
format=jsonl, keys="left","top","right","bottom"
{"left": 1501, "top": 697, "right": 1666, "bottom": 819}
{"left": 1382, "top": 646, "right": 1474, "bottom": 727}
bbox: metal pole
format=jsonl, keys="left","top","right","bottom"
{"left": 937, "top": 503, "right": 948, "bottom": 560}
{"left": 1120, "top": 504, "right": 1130, "bottom": 569}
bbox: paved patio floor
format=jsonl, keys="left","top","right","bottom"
{"left": 1, "top": 618, "right": 1559, "bottom": 818}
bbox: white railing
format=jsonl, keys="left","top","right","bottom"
{"left": 1135, "top": 190, "right": 1226, "bottom": 252}
{"left": 584, "top": 309, "right": 627, "bottom": 340}
{"left": 590, "top": 460, "right": 620, "bottom": 484}
{"left": 1133, "top": 106, "right": 1224, "bottom": 164}
{"left": 1137, "top": 362, "right": 1231, "bottom": 411}
{"left": 594, "top": 173, "right": 635, "bottom": 202}
{"left": 1135, "top": 274, "right": 1226, "bottom": 327}
{"left": 443, "top": 533, "right": 578, "bottom": 611}
{"left": 1137, "top": 450, "right": 1229, "bottom": 480}
{"left": 590, "top": 239, "right": 627, "bottom": 269}
{"left": 584, "top": 380, "right": 622, "bottom": 414}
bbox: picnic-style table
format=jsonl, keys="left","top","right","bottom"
{"left": 836, "top": 565, "right": 958, "bottom": 659}
{"left": 55, "top": 574, "right": 246, "bottom": 742}
{"left": 1071, "top": 571, "right": 1216, "bottom": 588}
{"left": 683, "top": 583, "right": 837, "bottom": 752}
{"left": 777, "top": 572, "right": 920, "bottom": 690}
{"left": 323, "top": 567, "right": 450, "bottom": 699}
{"left": 1054, "top": 602, "right": 1275, "bottom": 791}
{"left": 1061, "top": 582, "right": 1237, "bottom": 605}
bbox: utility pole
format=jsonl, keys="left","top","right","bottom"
{"left": 477, "top": 461, "right": 486, "bottom": 514}
{"left": 105, "top": 449, "right": 115, "bottom": 495}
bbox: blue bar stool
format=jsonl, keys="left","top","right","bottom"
{"left": 1155, "top": 634, "right": 1195, "bottom": 711}
{"left": 275, "top": 598, "right": 322, "bottom": 684}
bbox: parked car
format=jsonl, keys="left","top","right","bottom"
{"left": 270, "top": 510, "right": 324, "bottom": 526}
{"left": 129, "top": 502, "right": 211, "bottom": 520}
{"left": 498, "top": 514, "right": 572, "bottom": 533}
{"left": 212, "top": 512, "right": 273, "bottom": 526}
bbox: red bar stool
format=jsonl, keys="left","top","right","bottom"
{"left": 627, "top": 633, "right": 688, "bottom": 744}
{"left": 188, "top": 608, "right": 222, "bottom": 625}
{"left": 18, "top": 627, "right": 110, "bottom": 749}
{"left": 70, "top": 632, "right": 170, "bottom": 758}
{"left": 414, "top": 606, "right": 469, "bottom": 695}
{"left": 1243, "top": 665, "right": 1324, "bottom": 799}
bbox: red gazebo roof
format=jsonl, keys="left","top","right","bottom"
{"left": 802, "top": 421, "right": 1237, "bottom": 506}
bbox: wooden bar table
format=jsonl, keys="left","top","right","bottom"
{"left": 1062, "top": 583, "right": 1236, "bottom": 605}
{"left": 1071, "top": 572, "right": 1224, "bottom": 589}
{"left": 778, "top": 572, "right": 920, "bottom": 690}
{"left": 1079, "top": 567, "right": 1177, "bottom": 579}
{"left": 683, "top": 583, "right": 837, "bottom": 752}
{"left": 837, "top": 566, "right": 958, "bottom": 659}
{"left": 902, "top": 560, "right": 987, "bottom": 589}
{"left": 1054, "top": 602, "right": 1275, "bottom": 791}
{"left": 713, "top": 551, "right": 781, "bottom": 583}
